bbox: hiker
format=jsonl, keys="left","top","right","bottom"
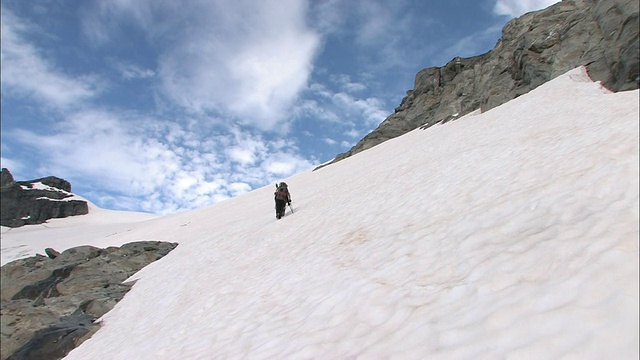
{"left": 274, "top": 182, "right": 291, "bottom": 219}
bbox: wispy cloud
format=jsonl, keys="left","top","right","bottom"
{"left": 309, "top": 0, "right": 418, "bottom": 72}
{"left": 290, "top": 77, "right": 389, "bottom": 154}
{"left": 294, "top": 99, "right": 342, "bottom": 123}
{"left": 440, "top": 24, "right": 506, "bottom": 60}
{"left": 329, "top": 92, "right": 387, "bottom": 129}
{"left": 493, "top": 0, "right": 561, "bottom": 17}
{"left": 331, "top": 74, "right": 367, "bottom": 93}
{"left": 0, "top": 8, "right": 101, "bottom": 109}
{"left": 111, "top": 61, "right": 156, "bottom": 80}
{"left": 0, "top": 156, "right": 22, "bottom": 174}
{"left": 323, "top": 138, "right": 337, "bottom": 145}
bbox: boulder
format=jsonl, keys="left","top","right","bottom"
{"left": 44, "top": 248, "right": 61, "bottom": 260}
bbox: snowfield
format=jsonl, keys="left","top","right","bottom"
{"left": 2, "top": 67, "right": 638, "bottom": 359}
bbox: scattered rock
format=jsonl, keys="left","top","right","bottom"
{"left": 44, "top": 248, "right": 61, "bottom": 260}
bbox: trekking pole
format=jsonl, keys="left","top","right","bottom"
{"left": 288, "top": 202, "right": 294, "bottom": 213}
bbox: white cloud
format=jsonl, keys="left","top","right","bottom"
{"left": 343, "top": 82, "right": 367, "bottom": 93}
{"left": 5, "top": 108, "right": 315, "bottom": 214}
{"left": 10, "top": 111, "right": 179, "bottom": 186}
{"left": 493, "top": 0, "right": 561, "bottom": 17}
{"left": 227, "top": 147, "right": 257, "bottom": 166}
{"left": 83, "top": 0, "right": 322, "bottom": 132}
{"left": 1, "top": 8, "right": 101, "bottom": 109}
{"left": 112, "top": 61, "right": 156, "bottom": 80}
{"left": 0, "top": 157, "right": 22, "bottom": 174}
{"left": 265, "top": 161, "right": 296, "bottom": 176}
{"left": 331, "top": 74, "right": 367, "bottom": 93}
{"left": 294, "top": 99, "right": 341, "bottom": 123}
{"left": 298, "top": 81, "right": 388, "bottom": 129}
{"left": 228, "top": 182, "right": 252, "bottom": 197}
{"left": 344, "top": 129, "right": 362, "bottom": 138}
{"left": 331, "top": 92, "right": 388, "bottom": 128}
{"left": 175, "top": 172, "right": 199, "bottom": 193}
{"left": 263, "top": 152, "right": 315, "bottom": 177}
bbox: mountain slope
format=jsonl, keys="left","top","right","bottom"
{"left": 323, "top": 0, "right": 639, "bottom": 168}
{"left": 4, "top": 67, "right": 638, "bottom": 359}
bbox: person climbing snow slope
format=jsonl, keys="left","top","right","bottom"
{"left": 274, "top": 182, "right": 291, "bottom": 219}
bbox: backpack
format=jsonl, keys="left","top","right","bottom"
{"left": 274, "top": 183, "right": 289, "bottom": 201}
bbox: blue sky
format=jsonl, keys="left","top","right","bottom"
{"left": 1, "top": 0, "right": 560, "bottom": 215}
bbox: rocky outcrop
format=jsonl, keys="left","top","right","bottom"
{"left": 1, "top": 168, "right": 89, "bottom": 228}
{"left": 1, "top": 241, "right": 178, "bottom": 360}
{"left": 319, "top": 0, "right": 639, "bottom": 169}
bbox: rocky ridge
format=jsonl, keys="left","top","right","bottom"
{"left": 319, "top": 0, "right": 639, "bottom": 168}
{"left": 1, "top": 169, "right": 89, "bottom": 228}
{"left": 1, "top": 241, "right": 178, "bottom": 360}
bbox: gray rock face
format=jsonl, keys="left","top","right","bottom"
{"left": 319, "top": 0, "right": 639, "bottom": 169}
{"left": 1, "top": 241, "right": 178, "bottom": 360}
{"left": 1, "top": 168, "right": 89, "bottom": 228}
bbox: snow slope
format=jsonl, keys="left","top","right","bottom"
{"left": 1, "top": 199, "right": 159, "bottom": 265}
{"left": 2, "top": 67, "right": 638, "bottom": 359}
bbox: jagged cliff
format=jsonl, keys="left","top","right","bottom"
{"left": 319, "top": 0, "right": 639, "bottom": 169}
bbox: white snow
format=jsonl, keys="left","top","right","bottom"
{"left": 2, "top": 67, "right": 638, "bottom": 359}
{"left": 20, "top": 181, "right": 91, "bottom": 202}
{"left": 20, "top": 182, "right": 66, "bottom": 192}
{"left": 20, "top": 181, "right": 79, "bottom": 198}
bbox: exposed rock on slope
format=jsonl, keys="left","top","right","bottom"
{"left": 1, "top": 241, "right": 178, "bottom": 360}
{"left": 1, "top": 168, "right": 89, "bottom": 228}
{"left": 320, "top": 0, "right": 639, "bottom": 168}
